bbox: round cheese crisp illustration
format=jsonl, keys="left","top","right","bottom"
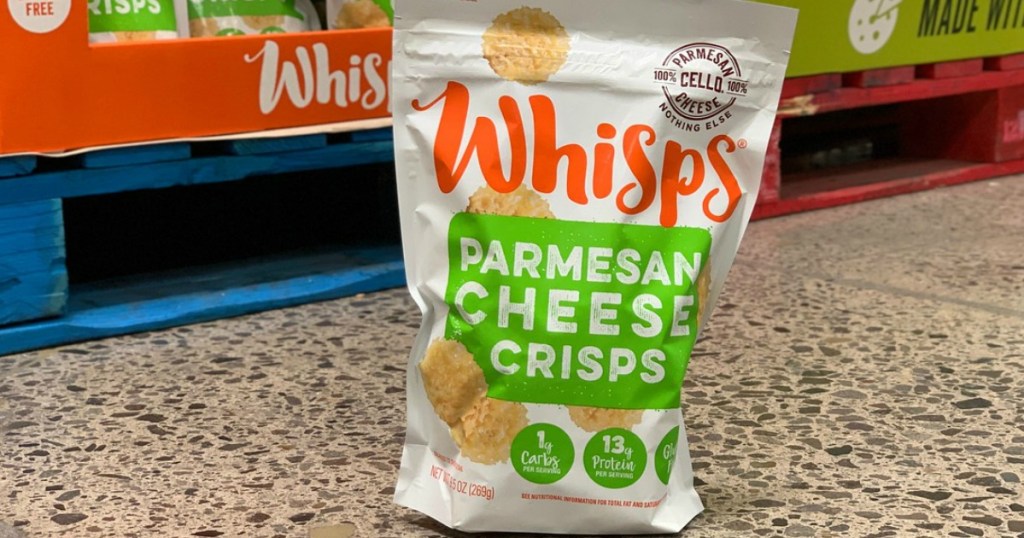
{"left": 568, "top": 406, "right": 643, "bottom": 433}
{"left": 482, "top": 7, "right": 569, "bottom": 85}
{"left": 335, "top": 0, "right": 390, "bottom": 28}
{"left": 189, "top": 17, "right": 220, "bottom": 36}
{"left": 452, "top": 397, "right": 528, "bottom": 464}
{"left": 112, "top": 31, "right": 158, "bottom": 41}
{"left": 467, "top": 185, "right": 555, "bottom": 218}
{"left": 420, "top": 339, "right": 488, "bottom": 427}
{"left": 243, "top": 14, "right": 286, "bottom": 31}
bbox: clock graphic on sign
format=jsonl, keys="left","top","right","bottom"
{"left": 848, "top": 0, "right": 902, "bottom": 54}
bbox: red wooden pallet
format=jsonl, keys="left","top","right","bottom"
{"left": 753, "top": 55, "right": 1024, "bottom": 220}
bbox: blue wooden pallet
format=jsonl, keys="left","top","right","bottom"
{"left": 0, "top": 129, "right": 400, "bottom": 356}
{"left": 79, "top": 143, "right": 192, "bottom": 169}
{"left": 0, "top": 133, "right": 394, "bottom": 205}
{"left": 0, "top": 156, "right": 37, "bottom": 178}
{"left": 0, "top": 200, "right": 67, "bottom": 326}
{"left": 0, "top": 246, "right": 405, "bottom": 357}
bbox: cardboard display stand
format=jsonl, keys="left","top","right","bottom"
{"left": 0, "top": 0, "right": 391, "bottom": 155}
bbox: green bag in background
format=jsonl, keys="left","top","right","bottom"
{"left": 187, "top": 0, "right": 321, "bottom": 37}
{"left": 88, "top": 0, "right": 183, "bottom": 42}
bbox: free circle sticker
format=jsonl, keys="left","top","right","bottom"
{"left": 511, "top": 424, "right": 574, "bottom": 485}
{"left": 8, "top": 0, "right": 71, "bottom": 33}
{"left": 584, "top": 428, "right": 647, "bottom": 489}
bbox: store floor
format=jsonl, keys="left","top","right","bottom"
{"left": 3, "top": 177, "right": 1023, "bottom": 538}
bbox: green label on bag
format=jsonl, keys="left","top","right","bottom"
{"left": 88, "top": 0, "right": 178, "bottom": 32}
{"left": 445, "top": 213, "right": 710, "bottom": 410}
{"left": 187, "top": 0, "right": 305, "bottom": 21}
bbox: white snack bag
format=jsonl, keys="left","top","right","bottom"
{"left": 392, "top": 0, "right": 797, "bottom": 534}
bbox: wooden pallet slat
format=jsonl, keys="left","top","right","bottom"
{"left": 0, "top": 139, "right": 394, "bottom": 206}
{"left": 781, "top": 74, "right": 842, "bottom": 99}
{"left": 842, "top": 66, "right": 916, "bottom": 88}
{"left": 0, "top": 247, "right": 67, "bottom": 273}
{"left": 995, "top": 85, "right": 1024, "bottom": 162}
{"left": 349, "top": 127, "right": 392, "bottom": 143}
{"left": 758, "top": 119, "right": 783, "bottom": 205}
{"left": 0, "top": 200, "right": 67, "bottom": 326}
{"left": 916, "top": 59, "right": 985, "bottom": 80}
{"left": 80, "top": 143, "right": 192, "bottom": 169}
{"left": 780, "top": 70, "right": 1024, "bottom": 117}
{"left": 985, "top": 53, "right": 1024, "bottom": 71}
{"left": 0, "top": 208, "right": 65, "bottom": 246}
{"left": 0, "top": 156, "right": 38, "bottom": 178}
{"left": 224, "top": 134, "right": 328, "bottom": 156}
{"left": 0, "top": 270, "right": 68, "bottom": 324}
{"left": 0, "top": 199, "right": 62, "bottom": 223}
{"left": 0, "top": 246, "right": 405, "bottom": 357}
{"left": 0, "top": 228, "right": 66, "bottom": 257}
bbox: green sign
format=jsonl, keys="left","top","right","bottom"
{"left": 755, "top": 0, "right": 1024, "bottom": 76}
{"left": 444, "top": 213, "right": 711, "bottom": 411}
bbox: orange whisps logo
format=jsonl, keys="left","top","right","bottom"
{"left": 413, "top": 82, "right": 743, "bottom": 228}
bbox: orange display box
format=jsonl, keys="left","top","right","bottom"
{"left": 0, "top": 0, "right": 393, "bottom": 155}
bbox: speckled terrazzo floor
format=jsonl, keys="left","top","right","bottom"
{"left": 3, "top": 177, "right": 1024, "bottom": 538}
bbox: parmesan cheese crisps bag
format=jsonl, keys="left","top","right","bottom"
{"left": 392, "top": 0, "right": 797, "bottom": 533}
